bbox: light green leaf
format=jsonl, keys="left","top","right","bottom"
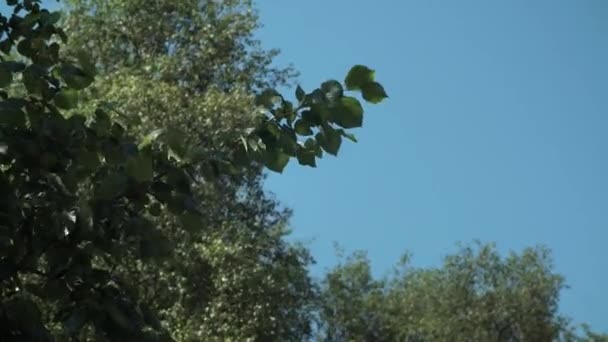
{"left": 139, "top": 128, "right": 165, "bottom": 149}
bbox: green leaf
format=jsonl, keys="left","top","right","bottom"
{"left": 103, "top": 300, "right": 134, "bottom": 331}
{"left": 148, "top": 202, "right": 162, "bottom": 217}
{"left": 296, "top": 85, "right": 305, "bottom": 102}
{"left": 0, "top": 65, "right": 13, "bottom": 88}
{"left": 296, "top": 146, "right": 316, "bottom": 167}
{"left": 256, "top": 89, "right": 282, "bottom": 109}
{"left": 305, "top": 137, "right": 323, "bottom": 158}
{"left": 341, "top": 131, "right": 358, "bottom": 143}
{"left": 321, "top": 80, "right": 343, "bottom": 102}
{"left": 361, "top": 82, "right": 388, "bottom": 103}
{"left": 63, "top": 307, "right": 88, "bottom": 335}
{"left": 22, "top": 65, "right": 47, "bottom": 94}
{"left": 96, "top": 173, "right": 128, "bottom": 200}
{"left": 294, "top": 119, "right": 313, "bottom": 136}
{"left": 264, "top": 148, "right": 290, "bottom": 173}
{"left": 60, "top": 64, "right": 94, "bottom": 90}
{"left": 316, "top": 128, "right": 342, "bottom": 156}
{"left": 126, "top": 155, "right": 154, "bottom": 183}
{"left": 139, "top": 128, "right": 164, "bottom": 149}
{"left": 54, "top": 89, "right": 79, "bottom": 109}
{"left": 163, "top": 127, "right": 187, "bottom": 158}
{"left": 332, "top": 96, "right": 364, "bottom": 129}
{"left": 0, "top": 101, "right": 26, "bottom": 127}
{"left": 278, "top": 130, "right": 298, "bottom": 156}
{"left": 76, "top": 50, "right": 97, "bottom": 77}
{"left": 44, "top": 11, "right": 62, "bottom": 25}
{"left": 180, "top": 213, "right": 203, "bottom": 231}
{"left": 301, "top": 109, "right": 322, "bottom": 126}
{"left": 345, "top": 65, "right": 375, "bottom": 90}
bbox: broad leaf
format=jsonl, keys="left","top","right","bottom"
{"left": 332, "top": 96, "right": 364, "bottom": 129}
{"left": 54, "top": 89, "right": 79, "bottom": 109}
{"left": 362, "top": 82, "right": 388, "bottom": 103}
{"left": 345, "top": 65, "right": 375, "bottom": 90}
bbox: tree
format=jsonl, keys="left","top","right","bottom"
{"left": 59, "top": 0, "right": 386, "bottom": 339}
{"left": 318, "top": 242, "right": 604, "bottom": 342}
{"left": 0, "top": 0, "right": 387, "bottom": 340}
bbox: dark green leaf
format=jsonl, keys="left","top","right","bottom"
{"left": 317, "top": 128, "right": 342, "bottom": 156}
{"left": 0, "top": 102, "right": 26, "bottom": 127}
{"left": 345, "top": 65, "right": 375, "bottom": 90}
{"left": 278, "top": 130, "right": 298, "bottom": 156}
{"left": 294, "top": 119, "right": 313, "bottom": 136}
{"left": 54, "top": 89, "right": 79, "bottom": 109}
{"left": 126, "top": 155, "right": 154, "bottom": 183}
{"left": 332, "top": 96, "right": 364, "bottom": 129}
{"left": 296, "top": 146, "right": 316, "bottom": 167}
{"left": 96, "top": 173, "right": 128, "bottom": 200}
{"left": 256, "top": 89, "right": 282, "bottom": 109}
{"left": 22, "top": 65, "right": 47, "bottom": 94}
{"left": 44, "top": 11, "right": 62, "bottom": 25}
{"left": 60, "top": 64, "right": 94, "bottom": 90}
{"left": 264, "top": 148, "right": 290, "bottom": 173}
{"left": 63, "top": 307, "right": 88, "bottom": 335}
{"left": 321, "top": 80, "right": 343, "bottom": 103}
{"left": 361, "top": 82, "right": 388, "bottom": 103}
{"left": 0, "top": 65, "right": 13, "bottom": 88}
{"left": 296, "top": 85, "right": 305, "bottom": 102}
{"left": 180, "top": 213, "right": 203, "bottom": 231}
{"left": 164, "top": 127, "right": 187, "bottom": 158}
{"left": 76, "top": 50, "right": 97, "bottom": 77}
{"left": 301, "top": 109, "right": 322, "bottom": 126}
{"left": 148, "top": 202, "right": 162, "bottom": 216}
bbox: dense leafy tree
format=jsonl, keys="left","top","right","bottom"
{"left": 318, "top": 242, "right": 607, "bottom": 342}
{"left": 59, "top": 0, "right": 386, "bottom": 339}
{"left": 0, "top": 0, "right": 386, "bottom": 340}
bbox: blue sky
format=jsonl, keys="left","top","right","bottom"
{"left": 257, "top": 0, "right": 607, "bottom": 331}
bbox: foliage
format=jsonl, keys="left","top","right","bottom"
{"left": 0, "top": 0, "right": 386, "bottom": 340}
{"left": 59, "top": 0, "right": 388, "bottom": 339}
{"left": 318, "top": 242, "right": 605, "bottom": 342}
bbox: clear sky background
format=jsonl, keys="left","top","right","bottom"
{"left": 256, "top": 0, "right": 607, "bottom": 332}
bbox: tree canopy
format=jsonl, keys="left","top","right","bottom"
{"left": 0, "top": 0, "right": 385, "bottom": 340}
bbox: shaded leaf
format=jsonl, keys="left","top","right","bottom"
{"left": 361, "top": 82, "right": 388, "bottom": 103}
{"left": 332, "top": 96, "right": 363, "bottom": 129}
{"left": 296, "top": 85, "right": 305, "bottom": 102}
{"left": 264, "top": 148, "right": 290, "bottom": 173}
{"left": 296, "top": 146, "right": 316, "bottom": 167}
{"left": 294, "top": 119, "right": 313, "bottom": 136}
{"left": 54, "top": 89, "right": 79, "bottom": 109}
{"left": 345, "top": 65, "right": 375, "bottom": 90}
{"left": 126, "top": 155, "right": 154, "bottom": 183}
